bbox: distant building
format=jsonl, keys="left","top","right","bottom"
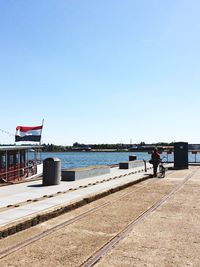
{"left": 72, "top": 144, "right": 91, "bottom": 151}
{"left": 189, "top": 144, "right": 200, "bottom": 150}
{"left": 129, "top": 145, "right": 138, "bottom": 149}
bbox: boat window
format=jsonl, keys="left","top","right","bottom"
{"left": 20, "top": 151, "right": 25, "bottom": 164}
{"left": 16, "top": 153, "right": 20, "bottom": 164}
{"left": 9, "top": 154, "right": 14, "bottom": 166}
{"left": 0, "top": 154, "right": 6, "bottom": 169}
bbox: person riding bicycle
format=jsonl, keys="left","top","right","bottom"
{"left": 150, "top": 148, "right": 161, "bottom": 177}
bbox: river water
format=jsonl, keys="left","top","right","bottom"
{"left": 38, "top": 151, "right": 176, "bottom": 169}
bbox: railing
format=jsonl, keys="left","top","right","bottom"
{"left": 150, "top": 151, "right": 200, "bottom": 164}
{"left": 0, "top": 164, "right": 38, "bottom": 183}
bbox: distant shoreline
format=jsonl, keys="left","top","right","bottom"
{"left": 41, "top": 149, "right": 152, "bottom": 153}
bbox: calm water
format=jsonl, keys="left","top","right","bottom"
{"left": 29, "top": 151, "right": 200, "bottom": 169}
{"left": 38, "top": 151, "right": 176, "bottom": 169}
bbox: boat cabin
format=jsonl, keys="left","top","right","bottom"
{"left": 0, "top": 145, "right": 43, "bottom": 183}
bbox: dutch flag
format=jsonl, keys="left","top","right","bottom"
{"left": 15, "top": 125, "right": 43, "bottom": 142}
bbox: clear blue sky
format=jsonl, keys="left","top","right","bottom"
{"left": 0, "top": 0, "right": 200, "bottom": 145}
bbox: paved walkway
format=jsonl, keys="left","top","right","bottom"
{"left": 0, "top": 162, "right": 155, "bottom": 233}
{"left": 0, "top": 165, "right": 199, "bottom": 267}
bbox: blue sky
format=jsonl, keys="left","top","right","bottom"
{"left": 0, "top": 0, "right": 200, "bottom": 145}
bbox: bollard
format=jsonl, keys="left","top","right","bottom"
{"left": 129, "top": 155, "right": 137, "bottom": 161}
{"left": 43, "top": 158, "right": 61, "bottom": 186}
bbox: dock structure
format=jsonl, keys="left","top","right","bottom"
{"left": 0, "top": 163, "right": 200, "bottom": 267}
{"left": 0, "top": 162, "right": 152, "bottom": 233}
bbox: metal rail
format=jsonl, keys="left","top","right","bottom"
{"left": 0, "top": 168, "right": 190, "bottom": 264}
{"left": 81, "top": 169, "right": 198, "bottom": 267}
{"left": 0, "top": 166, "right": 151, "bottom": 213}
{"left": 0, "top": 165, "right": 37, "bottom": 183}
{"left": 0, "top": 178, "right": 155, "bottom": 259}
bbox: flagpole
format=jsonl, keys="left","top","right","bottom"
{"left": 39, "top": 119, "right": 44, "bottom": 145}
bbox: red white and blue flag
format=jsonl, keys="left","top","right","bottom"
{"left": 15, "top": 125, "right": 43, "bottom": 142}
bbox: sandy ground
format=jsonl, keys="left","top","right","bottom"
{"left": 0, "top": 167, "right": 199, "bottom": 267}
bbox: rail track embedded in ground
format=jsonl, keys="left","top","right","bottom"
{"left": 0, "top": 177, "right": 160, "bottom": 259}
{"left": 0, "top": 167, "right": 187, "bottom": 263}
{"left": 80, "top": 168, "right": 198, "bottom": 267}
{"left": 1, "top": 167, "right": 158, "bottom": 241}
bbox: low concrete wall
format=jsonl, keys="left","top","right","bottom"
{"left": 129, "top": 155, "right": 137, "bottom": 161}
{"left": 119, "top": 160, "right": 144, "bottom": 169}
{"left": 62, "top": 165, "right": 110, "bottom": 181}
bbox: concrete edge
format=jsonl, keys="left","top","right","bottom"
{"left": 0, "top": 175, "right": 151, "bottom": 240}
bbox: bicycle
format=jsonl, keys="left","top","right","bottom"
{"left": 143, "top": 157, "right": 167, "bottom": 178}
{"left": 158, "top": 157, "right": 167, "bottom": 178}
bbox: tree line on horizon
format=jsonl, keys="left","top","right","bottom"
{"left": 42, "top": 142, "right": 175, "bottom": 152}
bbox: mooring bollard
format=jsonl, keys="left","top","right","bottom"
{"left": 43, "top": 158, "right": 61, "bottom": 186}
{"left": 129, "top": 155, "right": 137, "bottom": 161}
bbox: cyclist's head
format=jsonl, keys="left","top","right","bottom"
{"left": 154, "top": 147, "right": 158, "bottom": 152}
